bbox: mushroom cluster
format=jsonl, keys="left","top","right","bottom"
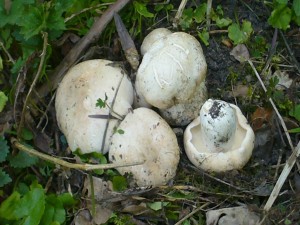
{"left": 55, "top": 28, "right": 255, "bottom": 188}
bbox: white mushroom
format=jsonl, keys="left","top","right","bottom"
{"left": 55, "top": 59, "right": 134, "bottom": 154}
{"left": 135, "top": 30, "right": 207, "bottom": 109}
{"left": 184, "top": 99, "right": 255, "bottom": 172}
{"left": 140, "top": 28, "right": 172, "bottom": 56}
{"left": 109, "top": 108, "right": 180, "bottom": 187}
{"left": 159, "top": 82, "right": 207, "bottom": 126}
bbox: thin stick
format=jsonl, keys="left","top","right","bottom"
{"left": 17, "top": 32, "right": 48, "bottom": 137}
{"left": 248, "top": 60, "right": 300, "bottom": 215}
{"left": 11, "top": 138, "right": 145, "bottom": 171}
{"left": 206, "top": 0, "right": 213, "bottom": 30}
{"left": 263, "top": 141, "right": 300, "bottom": 211}
{"left": 175, "top": 202, "right": 210, "bottom": 225}
{"left": 36, "top": 0, "right": 131, "bottom": 99}
{"left": 173, "top": 0, "right": 187, "bottom": 28}
{"left": 279, "top": 30, "right": 300, "bottom": 75}
{"left": 248, "top": 60, "right": 294, "bottom": 151}
{"left": 0, "top": 39, "right": 15, "bottom": 63}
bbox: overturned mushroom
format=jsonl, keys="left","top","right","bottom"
{"left": 109, "top": 108, "right": 180, "bottom": 187}
{"left": 184, "top": 99, "right": 255, "bottom": 172}
{"left": 55, "top": 59, "right": 134, "bottom": 154}
{"left": 135, "top": 29, "right": 207, "bottom": 110}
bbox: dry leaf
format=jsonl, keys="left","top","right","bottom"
{"left": 273, "top": 70, "right": 293, "bottom": 90}
{"left": 230, "top": 44, "right": 250, "bottom": 62}
{"left": 231, "top": 84, "right": 250, "bottom": 97}
{"left": 74, "top": 209, "right": 93, "bottom": 225}
{"left": 251, "top": 107, "right": 273, "bottom": 131}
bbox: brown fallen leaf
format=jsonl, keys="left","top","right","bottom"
{"left": 251, "top": 107, "right": 274, "bottom": 131}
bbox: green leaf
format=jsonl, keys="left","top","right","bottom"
{"left": 20, "top": 5, "right": 46, "bottom": 39}
{"left": 117, "top": 129, "right": 124, "bottom": 134}
{"left": 193, "top": 3, "right": 207, "bottom": 23}
{"left": 20, "top": 127, "right": 34, "bottom": 141}
{"left": 180, "top": 8, "right": 194, "bottom": 29}
{"left": 0, "top": 55, "right": 3, "bottom": 70}
{"left": 293, "top": 0, "right": 300, "bottom": 16}
{"left": 277, "top": 0, "right": 288, "bottom": 4}
{"left": 46, "top": 6, "right": 66, "bottom": 40}
{"left": 0, "top": 0, "right": 34, "bottom": 27}
{"left": 288, "top": 127, "right": 300, "bottom": 133}
{"left": 40, "top": 194, "right": 65, "bottom": 225}
{"left": 112, "top": 176, "right": 127, "bottom": 191}
{"left": 53, "top": 0, "right": 74, "bottom": 15}
{"left": 228, "top": 20, "right": 253, "bottom": 44}
{"left": 268, "top": 4, "right": 292, "bottom": 30}
{"left": 14, "top": 187, "right": 45, "bottom": 225}
{"left": 96, "top": 94, "right": 108, "bottom": 108}
{"left": 216, "top": 17, "right": 232, "bottom": 28}
{"left": 133, "top": 1, "right": 154, "bottom": 18}
{"left": 289, "top": 104, "right": 300, "bottom": 121}
{"left": 0, "top": 91, "right": 8, "bottom": 112}
{"left": 9, "top": 150, "right": 38, "bottom": 168}
{"left": 293, "top": 14, "right": 300, "bottom": 25}
{"left": 198, "top": 30, "right": 209, "bottom": 46}
{"left": 57, "top": 193, "right": 77, "bottom": 207}
{"left": 0, "top": 136, "right": 9, "bottom": 163}
{"left": 113, "top": 127, "right": 125, "bottom": 134}
{"left": 0, "top": 168, "right": 12, "bottom": 187}
{"left": 0, "top": 191, "right": 21, "bottom": 220}
{"left": 147, "top": 202, "right": 169, "bottom": 211}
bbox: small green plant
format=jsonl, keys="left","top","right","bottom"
{"left": 179, "top": 3, "right": 253, "bottom": 46}
{"left": 228, "top": 20, "right": 253, "bottom": 45}
{"left": 0, "top": 136, "right": 38, "bottom": 188}
{"left": 0, "top": 181, "right": 77, "bottom": 225}
{"left": 289, "top": 104, "right": 300, "bottom": 133}
{"left": 0, "top": 91, "right": 8, "bottom": 112}
{"left": 268, "top": 0, "right": 300, "bottom": 30}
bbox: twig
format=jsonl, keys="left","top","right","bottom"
{"left": 99, "top": 71, "right": 125, "bottom": 153}
{"left": 64, "top": 3, "right": 113, "bottom": 23}
{"left": 11, "top": 138, "right": 145, "bottom": 171}
{"left": 263, "top": 141, "right": 300, "bottom": 211}
{"left": 114, "top": 13, "right": 140, "bottom": 71}
{"left": 206, "top": 0, "right": 213, "bottom": 30}
{"left": 173, "top": 0, "right": 187, "bottom": 28}
{"left": 36, "top": 0, "right": 131, "bottom": 100}
{"left": 248, "top": 60, "right": 294, "bottom": 150}
{"left": 36, "top": 91, "right": 56, "bottom": 131}
{"left": 261, "top": 28, "right": 278, "bottom": 76}
{"left": 279, "top": 30, "right": 300, "bottom": 75}
{"left": 175, "top": 202, "right": 210, "bottom": 225}
{"left": 17, "top": 32, "right": 48, "bottom": 137}
{"left": 0, "top": 39, "right": 15, "bottom": 63}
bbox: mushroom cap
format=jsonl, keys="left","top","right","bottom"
{"left": 109, "top": 108, "right": 180, "bottom": 187}
{"left": 184, "top": 99, "right": 255, "bottom": 172}
{"left": 140, "top": 28, "right": 172, "bottom": 56}
{"left": 159, "top": 82, "right": 207, "bottom": 126}
{"left": 135, "top": 31, "right": 207, "bottom": 109}
{"left": 55, "top": 59, "right": 133, "bottom": 154}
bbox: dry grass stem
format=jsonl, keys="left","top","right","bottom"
{"left": 11, "top": 138, "right": 145, "bottom": 171}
